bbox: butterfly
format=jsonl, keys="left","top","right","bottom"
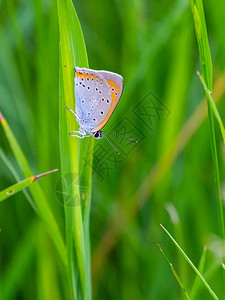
{"left": 65, "top": 67, "right": 137, "bottom": 153}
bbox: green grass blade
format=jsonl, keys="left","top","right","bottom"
{"left": 0, "top": 112, "right": 66, "bottom": 266}
{"left": 197, "top": 71, "right": 225, "bottom": 143}
{"left": 189, "top": 0, "right": 225, "bottom": 242}
{"left": 57, "top": 0, "right": 92, "bottom": 298}
{"left": 0, "top": 146, "right": 36, "bottom": 210}
{"left": 0, "top": 112, "right": 32, "bottom": 178}
{"left": 0, "top": 169, "right": 58, "bottom": 202}
{"left": 189, "top": 0, "right": 212, "bottom": 89}
{"left": 59, "top": 56, "right": 78, "bottom": 300}
{"left": 158, "top": 244, "right": 191, "bottom": 300}
{"left": 191, "top": 245, "right": 207, "bottom": 299}
{"left": 160, "top": 224, "right": 219, "bottom": 300}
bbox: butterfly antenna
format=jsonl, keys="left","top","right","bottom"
{"left": 102, "top": 130, "right": 138, "bottom": 143}
{"left": 65, "top": 106, "right": 80, "bottom": 120}
{"left": 102, "top": 133, "right": 120, "bottom": 154}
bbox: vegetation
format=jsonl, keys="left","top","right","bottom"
{"left": 0, "top": 0, "right": 225, "bottom": 299}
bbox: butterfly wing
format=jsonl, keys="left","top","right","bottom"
{"left": 92, "top": 69, "right": 123, "bottom": 132}
{"left": 75, "top": 67, "right": 123, "bottom": 133}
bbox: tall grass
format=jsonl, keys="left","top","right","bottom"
{"left": 0, "top": 0, "right": 225, "bottom": 299}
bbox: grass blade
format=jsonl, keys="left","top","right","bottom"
{"left": 191, "top": 245, "right": 207, "bottom": 299}
{"left": 189, "top": 0, "right": 212, "bottom": 89}
{"left": 0, "top": 146, "right": 36, "bottom": 210}
{"left": 189, "top": 0, "right": 225, "bottom": 242}
{"left": 197, "top": 71, "right": 225, "bottom": 143}
{"left": 57, "top": 0, "right": 93, "bottom": 298}
{"left": 0, "top": 169, "right": 58, "bottom": 202}
{"left": 158, "top": 244, "right": 191, "bottom": 300}
{"left": 160, "top": 224, "right": 219, "bottom": 300}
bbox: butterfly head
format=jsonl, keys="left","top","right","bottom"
{"left": 93, "top": 130, "right": 103, "bottom": 139}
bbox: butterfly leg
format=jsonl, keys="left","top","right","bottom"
{"left": 69, "top": 130, "right": 90, "bottom": 139}
{"left": 65, "top": 106, "right": 80, "bottom": 120}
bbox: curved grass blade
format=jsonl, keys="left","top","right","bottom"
{"left": 0, "top": 169, "right": 58, "bottom": 202}
{"left": 197, "top": 71, "right": 225, "bottom": 143}
{"left": 160, "top": 224, "right": 219, "bottom": 300}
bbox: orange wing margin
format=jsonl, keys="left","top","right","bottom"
{"left": 93, "top": 80, "right": 121, "bottom": 132}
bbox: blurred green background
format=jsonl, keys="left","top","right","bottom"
{"left": 0, "top": 0, "right": 225, "bottom": 299}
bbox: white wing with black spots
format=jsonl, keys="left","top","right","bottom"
{"left": 75, "top": 67, "right": 112, "bottom": 132}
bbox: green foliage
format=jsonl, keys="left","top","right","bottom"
{"left": 0, "top": 0, "right": 225, "bottom": 299}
